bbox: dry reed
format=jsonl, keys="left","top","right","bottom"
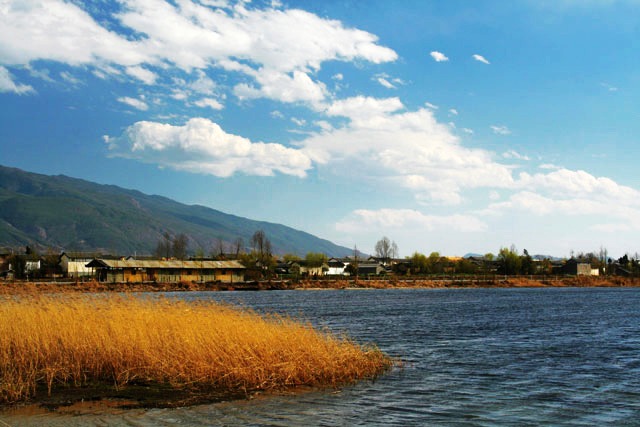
{"left": 0, "top": 293, "right": 391, "bottom": 404}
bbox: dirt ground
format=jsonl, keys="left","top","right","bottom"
{"left": 1, "top": 275, "right": 639, "bottom": 294}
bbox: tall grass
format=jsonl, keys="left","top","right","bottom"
{"left": 0, "top": 293, "right": 391, "bottom": 404}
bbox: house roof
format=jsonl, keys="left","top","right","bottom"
{"left": 61, "top": 252, "right": 119, "bottom": 261}
{"left": 86, "top": 259, "right": 246, "bottom": 270}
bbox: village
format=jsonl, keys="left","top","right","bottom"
{"left": 1, "top": 244, "right": 637, "bottom": 285}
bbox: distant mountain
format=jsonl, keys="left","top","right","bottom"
{"left": 463, "top": 253, "right": 484, "bottom": 259}
{"left": 463, "top": 252, "right": 562, "bottom": 261}
{"left": 0, "top": 165, "right": 352, "bottom": 257}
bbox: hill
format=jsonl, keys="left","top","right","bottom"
{"left": 0, "top": 165, "right": 352, "bottom": 257}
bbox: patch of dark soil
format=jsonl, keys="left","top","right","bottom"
{"left": 2, "top": 382, "right": 252, "bottom": 414}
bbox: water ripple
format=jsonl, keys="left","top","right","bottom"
{"left": 3, "top": 288, "right": 640, "bottom": 426}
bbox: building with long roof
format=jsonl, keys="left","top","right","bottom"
{"left": 86, "top": 258, "right": 245, "bottom": 283}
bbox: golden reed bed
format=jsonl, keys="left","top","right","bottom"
{"left": 0, "top": 293, "right": 391, "bottom": 406}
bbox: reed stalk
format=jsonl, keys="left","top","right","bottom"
{"left": 0, "top": 293, "right": 391, "bottom": 404}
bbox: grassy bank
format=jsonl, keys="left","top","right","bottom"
{"left": 0, "top": 293, "right": 391, "bottom": 406}
{"left": 2, "top": 275, "right": 639, "bottom": 294}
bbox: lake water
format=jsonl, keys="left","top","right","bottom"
{"left": 3, "top": 287, "right": 640, "bottom": 426}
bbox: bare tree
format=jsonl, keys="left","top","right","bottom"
{"left": 172, "top": 233, "right": 188, "bottom": 260}
{"left": 154, "top": 232, "right": 172, "bottom": 259}
{"left": 375, "top": 236, "right": 398, "bottom": 265}
{"left": 251, "top": 230, "right": 272, "bottom": 268}
{"left": 251, "top": 230, "right": 266, "bottom": 254}
{"left": 213, "top": 238, "right": 226, "bottom": 259}
{"left": 233, "top": 237, "right": 244, "bottom": 258}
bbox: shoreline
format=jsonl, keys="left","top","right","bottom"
{"left": 1, "top": 276, "right": 635, "bottom": 413}
{"left": 2, "top": 276, "right": 639, "bottom": 294}
{"left": 0, "top": 293, "right": 392, "bottom": 412}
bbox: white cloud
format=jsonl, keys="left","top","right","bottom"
{"left": 539, "top": 163, "right": 562, "bottom": 170}
{"left": 59, "top": 71, "right": 82, "bottom": 86}
{"left": 462, "top": 128, "right": 474, "bottom": 134}
{"left": 336, "top": 209, "right": 487, "bottom": 233}
{"left": 325, "top": 96, "right": 404, "bottom": 123}
{"left": 377, "top": 77, "right": 395, "bottom": 89}
{"left": 291, "top": 117, "right": 306, "bottom": 126}
{"left": 332, "top": 73, "right": 344, "bottom": 81}
{"left": 374, "top": 73, "right": 403, "bottom": 89}
{"left": 472, "top": 54, "right": 490, "bottom": 64}
{"left": 424, "top": 102, "right": 439, "bottom": 110}
{"left": 171, "top": 89, "right": 189, "bottom": 101}
{"left": 430, "top": 51, "right": 449, "bottom": 62}
{"left": 26, "top": 65, "right": 54, "bottom": 83}
{"left": 117, "top": 96, "right": 149, "bottom": 111}
{"left": 302, "top": 96, "right": 515, "bottom": 205}
{"left": 449, "top": 108, "right": 458, "bottom": 116}
{"left": 491, "top": 125, "right": 511, "bottom": 135}
{"left": 517, "top": 169, "right": 640, "bottom": 201}
{"left": 193, "top": 97, "right": 224, "bottom": 110}
{"left": 0, "top": 0, "right": 397, "bottom": 105}
{"left": 600, "top": 82, "right": 618, "bottom": 92}
{"left": 234, "top": 69, "right": 327, "bottom": 104}
{"left": 270, "top": 110, "right": 285, "bottom": 119}
{"left": 126, "top": 66, "right": 157, "bottom": 85}
{"left": 188, "top": 71, "right": 217, "bottom": 95}
{"left": 503, "top": 150, "right": 530, "bottom": 161}
{"left": 480, "top": 168, "right": 640, "bottom": 230}
{"left": 105, "top": 117, "right": 312, "bottom": 178}
{"left": 483, "top": 190, "right": 640, "bottom": 229}
{"left": 0, "top": 1, "right": 148, "bottom": 67}
{"left": 0, "top": 66, "right": 34, "bottom": 94}
{"left": 314, "top": 120, "right": 333, "bottom": 132}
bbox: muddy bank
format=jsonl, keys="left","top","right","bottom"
{"left": 295, "top": 276, "right": 640, "bottom": 290}
{"left": 1, "top": 276, "right": 639, "bottom": 294}
{"left": 1, "top": 382, "right": 250, "bottom": 415}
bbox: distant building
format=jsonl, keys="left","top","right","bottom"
{"left": 288, "top": 260, "right": 328, "bottom": 277}
{"left": 327, "top": 258, "right": 348, "bottom": 276}
{"left": 559, "top": 259, "right": 592, "bottom": 276}
{"left": 357, "top": 262, "right": 385, "bottom": 276}
{"left": 59, "top": 252, "right": 103, "bottom": 278}
{"left": 86, "top": 258, "right": 245, "bottom": 283}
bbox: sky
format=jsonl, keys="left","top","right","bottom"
{"left": 1, "top": 0, "right": 639, "bottom": 258}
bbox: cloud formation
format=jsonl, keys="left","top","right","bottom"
{"left": 430, "top": 51, "right": 449, "bottom": 62}
{"left": 337, "top": 209, "right": 487, "bottom": 233}
{"left": 302, "top": 96, "right": 515, "bottom": 205}
{"left": 117, "top": 96, "right": 148, "bottom": 111}
{"left": 0, "top": 66, "right": 34, "bottom": 94}
{"left": 472, "top": 54, "right": 490, "bottom": 64}
{"left": 491, "top": 125, "right": 511, "bottom": 135}
{"left": 503, "top": 150, "right": 530, "bottom": 161}
{"left": 105, "top": 117, "right": 312, "bottom": 178}
{"left": 0, "top": 0, "right": 397, "bottom": 105}
{"left": 478, "top": 168, "right": 640, "bottom": 233}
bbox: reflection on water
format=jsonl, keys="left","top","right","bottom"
{"left": 3, "top": 288, "right": 640, "bottom": 426}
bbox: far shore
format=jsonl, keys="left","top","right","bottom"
{"left": 1, "top": 276, "right": 639, "bottom": 294}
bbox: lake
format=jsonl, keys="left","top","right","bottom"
{"left": 3, "top": 287, "right": 640, "bottom": 426}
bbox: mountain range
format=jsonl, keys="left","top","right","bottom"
{"left": 0, "top": 165, "right": 352, "bottom": 257}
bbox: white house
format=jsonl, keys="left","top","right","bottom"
{"left": 59, "top": 252, "right": 99, "bottom": 278}
{"left": 327, "top": 258, "right": 350, "bottom": 276}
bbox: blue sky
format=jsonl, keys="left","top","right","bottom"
{"left": 1, "top": 0, "right": 639, "bottom": 258}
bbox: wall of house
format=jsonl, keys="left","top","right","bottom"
{"left": 102, "top": 268, "right": 243, "bottom": 283}
{"left": 327, "top": 267, "right": 348, "bottom": 275}
{"left": 576, "top": 263, "right": 592, "bottom": 276}
{"left": 61, "top": 258, "right": 95, "bottom": 278}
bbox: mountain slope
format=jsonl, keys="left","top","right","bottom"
{"left": 0, "top": 165, "right": 352, "bottom": 257}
